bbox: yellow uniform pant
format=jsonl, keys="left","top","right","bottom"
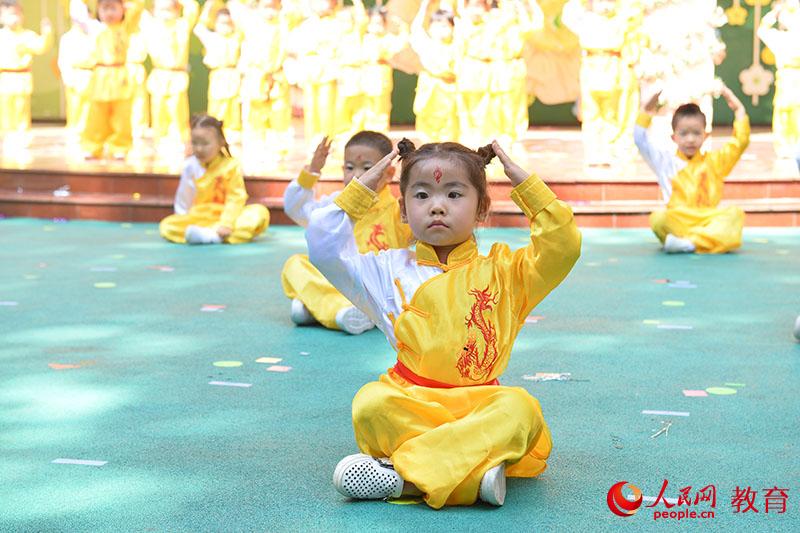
{"left": 64, "top": 88, "right": 89, "bottom": 133}
{"left": 302, "top": 81, "right": 337, "bottom": 142}
{"left": 151, "top": 92, "right": 190, "bottom": 144}
{"left": 362, "top": 92, "right": 391, "bottom": 133}
{"left": 159, "top": 204, "right": 269, "bottom": 244}
{"left": 650, "top": 205, "right": 744, "bottom": 254}
{"left": 414, "top": 78, "right": 458, "bottom": 143}
{"left": 582, "top": 87, "right": 623, "bottom": 164}
{"left": 129, "top": 64, "right": 149, "bottom": 139}
{"left": 457, "top": 91, "right": 492, "bottom": 146}
{"left": 0, "top": 94, "right": 31, "bottom": 134}
{"left": 353, "top": 373, "right": 552, "bottom": 509}
{"left": 281, "top": 253, "right": 352, "bottom": 330}
{"left": 244, "top": 96, "right": 291, "bottom": 135}
{"left": 773, "top": 68, "right": 800, "bottom": 158}
{"left": 81, "top": 98, "right": 133, "bottom": 157}
{"left": 209, "top": 97, "right": 241, "bottom": 135}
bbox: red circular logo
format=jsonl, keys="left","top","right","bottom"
{"left": 607, "top": 481, "right": 643, "bottom": 517}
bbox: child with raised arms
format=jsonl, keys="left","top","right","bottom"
{"left": 306, "top": 138, "right": 581, "bottom": 507}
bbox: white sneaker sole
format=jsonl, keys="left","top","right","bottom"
{"left": 333, "top": 453, "right": 404, "bottom": 500}
{"left": 335, "top": 307, "right": 374, "bottom": 335}
{"left": 290, "top": 298, "right": 316, "bottom": 326}
{"left": 479, "top": 463, "right": 506, "bottom": 506}
{"left": 794, "top": 315, "right": 800, "bottom": 341}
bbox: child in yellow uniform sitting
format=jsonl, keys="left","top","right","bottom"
{"left": 194, "top": 2, "right": 242, "bottom": 141}
{"left": 159, "top": 114, "right": 269, "bottom": 245}
{"left": 58, "top": 23, "right": 93, "bottom": 138}
{"left": 634, "top": 86, "right": 750, "bottom": 254}
{"left": 282, "top": 131, "right": 413, "bottom": 334}
{"left": 307, "top": 139, "right": 581, "bottom": 508}
{"left": 757, "top": 0, "right": 800, "bottom": 159}
{"left": 70, "top": 0, "right": 144, "bottom": 160}
{"left": 139, "top": 0, "right": 198, "bottom": 152}
{"left": 0, "top": 2, "right": 52, "bottom": 148}
{"left": 410, "top": 0, "right": 458, "bottom": 143}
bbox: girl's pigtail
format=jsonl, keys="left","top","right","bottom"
{"left": 397, "top": 138, "right": 416, "bottom": 161}
{"left": 476, "top": 144, "right": 496, "bottom": 167}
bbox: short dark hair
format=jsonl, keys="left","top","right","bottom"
{"left": 345, "top": 131, "right": 393, "bottom": 158}
{"left": 672, "top": 103, "right": 706, "bottom": 130}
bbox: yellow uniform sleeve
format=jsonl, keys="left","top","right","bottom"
{"left": 296, "top": 169, "right": 320, "bottom": 190}
{"left": 334, "top": 179, "right": 379, "bottom": 221}
{"left": 22, "top": 28, "right": 54, "bottom": 56}
{"left": 709, "top": 115, "right": 751, "bottom": 183}
{"left": 219, "top": 163, "right": 249, "bottom": 228}
{"left": 501, "top": 174, "right": 582, "bottom": 321}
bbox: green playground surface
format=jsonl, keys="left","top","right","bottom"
{"left": 1, "top": 218, "right": 798, "bottom": 532}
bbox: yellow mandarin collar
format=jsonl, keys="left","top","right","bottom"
{"left": 676, "top": 150, "right": 706, "bottom": 163}
{"left": 202, "top": 154, "right": 226, "bottom": 170}
{"left": 415, "top": 237, "right": 478, "bottom": 271}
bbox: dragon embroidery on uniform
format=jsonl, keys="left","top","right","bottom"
{"left": 367, "top": 223, "right": 389, "bottom": 251}
{"left": 211, "top": 176, "right": 226, "bottom": 204}
{"left": 456, "top": 287, "right": 500, "bottom": 382}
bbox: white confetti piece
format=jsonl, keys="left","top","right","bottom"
{"left": 0, "top": 301, "right": 18, "bottom": 306}
{"left": 656, "top": 324, "right": 693, "bottom": 330}
{"left": 209, "top": 381, "right": 251, "bottom": 388}
{"left": 641, "top": 410, "right": 689, "bottom": 417}
{"left": 523, "top": 372, "right": 572, "bottom": 382}
{"left": 52, "top": 458, "right": 107, "bottom": 467}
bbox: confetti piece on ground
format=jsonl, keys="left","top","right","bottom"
{"left": 641, "top": 410, "right": 689, "bottom": 417}
{"left": 387, "top": 497, "right": 423, "bottom": 505}
{"left": 147, "top": 265, "right": 174, "bottom": 272}
{"left": 267, "top": 365, "right": 292, "bottom": 372}
{"left": 652, "top": 279, "right": 671, "bottom": 284}
{"left": 776, "top": 249, "right": 789, "bottom": 255}
{"left": 642, "top": 319, "right": 660, "bottom": 325}
{"left": 683, "top": 390, "right": 708, "bottom": 397}
{"left": 706, "top": 387, "right": 737, "bottom": 395}
{"left": 213, "top": 361, "right": 243, "bottom": 368}
{"left": 724, "top": 382, "right": 746, "bottom": 387}
{"left": 38, "top": 262, "right": 47, "bottom": 268}
{"left": 121, "top": 223, "right": 132, "bottom": 228}
{"left": 299, "top": 351, "right": 310, "bottom": 356}
{"left": 752, "top": 238, "right": 769, "bottom": 243}
{"left": 43, "top": 226, "right": 55, "bottom": 232}
{"left": 111, "top": 254, "right": 126, "bottom": 259}
{"left": 657, "top": 324, "right": 693, "bottom": 330}
{"left": 94, "top": 282, "right": 116, "bottom": 289}
{"left": 90, "top": 266, "right": 117, "bottom": 272}
{"left": 201, "top": 304, "right": 226, "bottom": 312}
{"left": 144, "top": 229, "right": 157, "bottom": 235}
{"left": 48, "top": 363, "right": 82, "bottom": 370}
{"left": 668, "top": 283, "right": 697, "bottom": 289}
{"left": 585, "top": 261, "right": 601, "bottom": 267}
{"left": 525, "top": 315, "right": 545, "bottom": 324}
{"left": 662, "top": 301, "right": 685, "bottom": 307}
{"left": 523, "top": 372, "right": 572, "bottom": 382}
{"left": 24, "top": 274, "right": 39, "bottom": 280}
{"left": 209, "top": 381, "right": 251, "bottom": 388}
{"left": 608, "top": 258, "right": 619, "bottom": 263}
{"left": 0, "top": 301, "right": 18, "bottom": 306}
{"left": 52, "top": 458, "right": 107, "bottom": 467}
{"left": 256, "top": 357, "right": 283, "bottom": 364}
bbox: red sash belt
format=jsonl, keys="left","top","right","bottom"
{"left": 0, "top": 68, "right": 31, "bottom": 73}
{"left": 393, "top": 360, "right": 499, "bottom": 388}
{"left": 95, "top": 63, "right": 125, "bottom": 68}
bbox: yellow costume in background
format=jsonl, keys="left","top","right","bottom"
{"left": 70, "top": 0, "right": 144, "bottom": 158}
{"left": 0, "top": 21, "right": 53, "bottom": 138}
{"left": 281, "top": 169, "right": 412, "bottom": 330}
{"left": 126, "top": 29, "right": 149, "bottom": 140}
{"left": 358, "top": 23, "right": 409, "bottom": 133}
{"left": 58, "top": 25, "right": 92, "bottom": 135}
{"left": 141, "top": 0, "right": 199, "bottom": 147}
{"left": 306, "top": 174, "right": 581, "bottom": 508}
{"left": 758, "top": 12, "right": 800, "bottom": 158}
{"left": 160, "top": 154, "right": 269, "bottom": 244}
{"left": 635, "top": 112, "right": 751, "bottom": 253}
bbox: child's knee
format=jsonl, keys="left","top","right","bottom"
{"left": 352, "top": 382, "right": 394, "bottom": 424}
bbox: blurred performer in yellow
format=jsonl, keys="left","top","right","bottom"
{"left": 160, "top": 114, "right": 269, "bottom": 244}
{"left": 334, "top": 0, "right": 368, "bottom": 140}
{"left": 634, "top": 88, "right": 750, "bottom": 254}
{"left": 0, "top": 2, "right": 52, "bottom": 149}
{"left": 562, "top": 0, "right": 639, "bottom": 166}
{"left": 758, "top": 0, "right": 800, "bottom": 158}
{"left": 282, "top": 131, "right": 413, "bottom": 334}
{"left": 194, "top": 1, "right": 242, "bottom": 141}
{"left": 126, "top": 19, "right": 149, "bottom": 141}
{"left": 410, "top": 0, "right": 458, "bottom": 143}
{"left": 453, "top": 0, "right": 542, "bottom": 146}
{"left": 70, "top": 0, "right": 144, "bottom": 159}
{"left": 58, "top": 22, "right": 93, "bottom": 138}
{"left": 139, "top": 0, "right": 198, "bottom": 153}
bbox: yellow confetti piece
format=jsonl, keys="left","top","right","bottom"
{"left": 213, "top": 361, "right": 243, "bottom": 368}
{"left": 111, "top": 254, "right": 126, "bottom": 259}
{"left": 706, "top": 387, "right": 737, "bottom": 396}
{"left": 752, "top": 238, "right": 769, "bottom": 244}
{"left": 642, "top": 319, "right": 660, "bottom": 325}
{"left": 121, "top": 223, "right": 132, "bottom": 229}
{"left": 256, "top": 357, "right": 283, "bottom": 364}
{"left": 776, "top": 250, "right": 789, "bottom": 255}
{"left": 94, "top": 282, "right": 116, "bottom": 289}
{"left": 662, "top": 301, "right": 685, "bottom": 307}
{"left": 43, "top": 226, "right": 55, "bottom": 232}
{"left": 387, "top": 497, "right": 423, "bottom": 505}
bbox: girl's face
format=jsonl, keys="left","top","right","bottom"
{"left": 312, "top": 0, "right": 336, "bottom": 17}
{"left": 464, "top": 0, "right": 490, "bottom": 20}
{"left": 402, "top": 158, "right": 482, "bottom": 252}
{"left": 98, "top": 1, "right": 124, "bottom": 24}
{"left": 215, "top": 13, "right": 234, "bottom": 35}
{"left": 154, "top": 0, "right": 179, "bottom": 20}
{"left": 191, "top": 126, "right": 224, "bottom": 164}
{"left": 428, "top": 19, "right": 453, "bottom": 42}
{"left": 0, "top": 6, "right": 22, "bottom": 29}
{"left": 258, "top": 0, "right": 280, "bottom": 20}
{"left": 343, "top": 145, "right": 394, "bottom": 187}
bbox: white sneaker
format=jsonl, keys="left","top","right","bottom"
{"left": 335, "top": 306, "right": 374, "bottom": 335}
{"left": 290, "top": 298, "right": 316, "bottom": 325}
{"left": 185, "top": 225, "right": 222, "bottom": 245}
{"left": 479, "top": 462, "right": 506, "bottom": 506}
{"left": 333, "top": 454, "right": 404, "bottom": 500}
{"left": 663, "top": 234, "right": 696, "bottom": 254}
{"left": 794, "top": 315, "right": 800, "bottom": 341}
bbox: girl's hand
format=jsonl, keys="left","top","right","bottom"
{"left": 357, "top": 149, "right": 398, "bottom": 192}
{"left": 643, "top": 89, "right": 662, "bottom": 114}
{"left": 492, "top": 141, "right": 528, "bottom": 186}
{"left": 217, "top": 226, "right": 232, "bottom": 239}
{"left": 720, "top": 85, "right": 746, "bottom": 120}
{"left": 307, "top": 136, "right": 331, "bottom": 175}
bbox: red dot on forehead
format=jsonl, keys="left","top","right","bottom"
{"left": 433, "top": 167, "right": 442, "bottom": 183}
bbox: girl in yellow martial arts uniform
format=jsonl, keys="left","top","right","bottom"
{"left": 58, "top": 23, "right": 93, "bottom": 138}
{"left": 70, "top": 0, "right": 144, "bottom": 159}
{"left": 160, "top": 114, "right": 269, "bottom": 244}
{"left": 194, "top": 2, "right": 242, "bottom": 141}
{"left": 282, "top": 130, "right": 413, "bottom": 334}
{"left": 758, "top": 0, "right": 800, "bottom": 159}
{"left": 307, "top": 139, "right": 581, "bottom": 508}
{"left": 0, "top": 2, "right": 52, "bottom": 147}
{"left": 410, "top": 0, "right": 458, "bottom": 143}
{"left": 139, "top": 0, "right": 198, "bottom": 152}
{"left": 634, "top": 87, "right": 750, "bottom": 254}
